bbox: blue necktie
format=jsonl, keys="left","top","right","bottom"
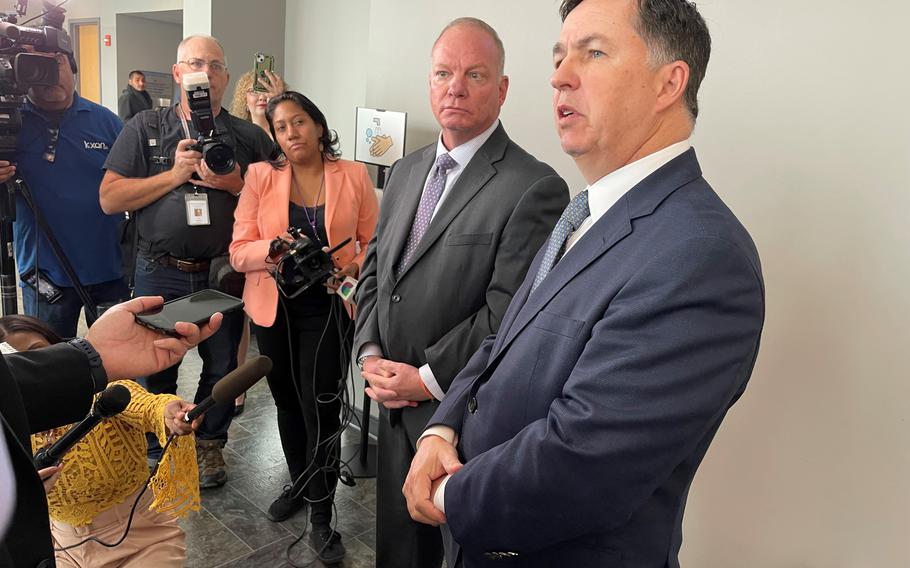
{"left": 396, "top": 153, "right": 458, "bottom": 275}
{"left": 531, "top": 190, "right": 590, "bottom": 292}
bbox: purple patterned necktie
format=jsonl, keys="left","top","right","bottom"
{"left": 395, "top": 152, "right": 458, "bottom": 275}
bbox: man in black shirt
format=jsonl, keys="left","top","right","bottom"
{"left": 118, "top": 70, "right": 153, "bottom": 122}
{"left": 100, "top": 35, "right": 274, "bottom": 488}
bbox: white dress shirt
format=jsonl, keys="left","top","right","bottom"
{"left": 425, "top": 139, "right": 693, "bottom": 514}
{"left": 359, "top": 119, "right": 502, "bottom": 401}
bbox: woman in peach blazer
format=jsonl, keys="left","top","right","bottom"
{"left": 229, "top": 91, "right": 377, "bottom": 563}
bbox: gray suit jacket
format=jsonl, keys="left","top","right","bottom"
{"left": 354, "top": 123, "right": 569, "bottom": 441}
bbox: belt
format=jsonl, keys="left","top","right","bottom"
{"left": 158, "top": 254, "right": 211, "bottom": 273}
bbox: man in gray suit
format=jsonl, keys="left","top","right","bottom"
{"left": 354, "top": 17, "right": 569, "bottom": 568}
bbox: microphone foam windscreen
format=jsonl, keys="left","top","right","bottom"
{"left": 94, "top": 384, "right": 131, "bottom": 418}
{"left": 211, "top": 356, "right": 273, "bottom": 403}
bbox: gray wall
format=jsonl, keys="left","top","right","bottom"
{"left": 211, "top": 0, "right": 286, "bottom": 114}
{"left": 284, "top": 0, "right": 370, "bottom": 159}
{"left": 115, "top": 14, "right": 182, "bottom": 99}
{"left": 282, "top": 1, "right": 910, "bottom": 566}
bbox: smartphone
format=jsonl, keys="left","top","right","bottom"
{"left": 135, "top": 289, "right": 244, "bottom": 337}
{"left": 252, "top": 52, "right": 275, "bottom": 92}
{"left": 21, "top": 268, "right": 63, "bottom": 304}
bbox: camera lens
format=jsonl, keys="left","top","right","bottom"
{"left": 202, "top": 141, "right": 235, "bottom": 175}
{"left": 11, "top": 53, "right": 60, "bottom": 89}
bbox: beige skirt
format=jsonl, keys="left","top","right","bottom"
{"left": 50, "top": 486, "right": 186, "bottom": 568}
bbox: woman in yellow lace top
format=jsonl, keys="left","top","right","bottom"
{"left": 0, "top": 315, "right": 201, "bottom": 568}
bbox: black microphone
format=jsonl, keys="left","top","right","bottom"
{"left": 183, "top": 356, "right": 272, "bottom": 423}
{"left": 34, "top": 384, "right": 131, "bottom": 469}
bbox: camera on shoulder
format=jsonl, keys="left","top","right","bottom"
{"left": 0, "top": 2, "right": 73, "bottom": 160}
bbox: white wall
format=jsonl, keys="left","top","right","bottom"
{"left": 679, "top": 1, "right": 910, "bottom": 566}
{"left": 182, "top": 0, "right": 211, "bottom": 36}
{"left": 284, "top": 1, "right": 910, "bottom": 566}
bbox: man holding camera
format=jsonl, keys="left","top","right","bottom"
{"left": 100, "top": 35, "right": 274, "bottom": 488}
{"left": 0, "top": 50, "right": 128, "bottom": 340}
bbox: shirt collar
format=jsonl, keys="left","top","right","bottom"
{"left": 24, "top": 90, "right": 87, "bottom": 116}
{"left": 434, "top": 118, "right": 500, "bottom": 169}
{"left": 586, "top": 139, "right": 692, "bottom": 222}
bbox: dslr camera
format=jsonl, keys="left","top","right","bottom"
{"left": 181, "top": 71, "right": 235, "bottom": 175}
{"left": 268, "top": 227, "right": 350, "bottom": 298}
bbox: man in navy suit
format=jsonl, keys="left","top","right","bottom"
{"left": 403, "top": 0, "right": 765, "bottom": 566}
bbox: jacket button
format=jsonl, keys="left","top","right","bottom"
{"left": 391, "top": 294, "right": 401, "bottom": 303}
{"left": 467, "top": 396, "right": 477, "bottom": 414}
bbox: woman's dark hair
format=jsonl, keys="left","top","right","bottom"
{"left": 0, "top": 314, "right": 63, "bottom": 347}
{"left": 265, "top": 91, "right": 341, "bottom": 168}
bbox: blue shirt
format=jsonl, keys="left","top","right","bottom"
{"left": 13, "top": 92, "right": 124, "bottom": 287}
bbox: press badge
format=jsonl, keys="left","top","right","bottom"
{"left": 185, "top": 192, "right": 211, "bottom": 226}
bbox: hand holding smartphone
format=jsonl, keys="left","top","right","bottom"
{"left": 252, "top": 52, "right": 275, "bottom": 92}
{"left": 135, "top": 289, "right": 243, "bottom": 337}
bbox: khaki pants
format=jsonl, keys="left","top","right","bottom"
{"left": 50, "top": 487, "right": 186, "bottom": 568}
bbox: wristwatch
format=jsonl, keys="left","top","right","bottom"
{"left": 356, "top": 354, "right": 372, "bottom": 371}
{"left": 67, "top": 337, "right": 108, "bottom": 392}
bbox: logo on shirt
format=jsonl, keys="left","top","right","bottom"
{"left": 83, "top": 140, "right": 110, "bottom": 150}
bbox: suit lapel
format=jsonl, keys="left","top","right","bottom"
{"left": 323, "top": 160, "right": 342, "bottom": 246}
{"left": 497, "top": 203, "right": 632, "bottom": 355}
{"left": 395, "top": 125, "right": 508, "bottom": 281}
{"left": 274, "top": 165, "right": 292, "bottom": 236}
{"left": 494, "top": 149, "right": 704, "bottom": 356}
{"left": 383, "top": 146, "right": 435, "bottom": 286}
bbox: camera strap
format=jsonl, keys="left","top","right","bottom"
{"left": 174, "top": 106, "right": 212, "bottom": 225}
{"left": 178, "top": 107, "right": 193, "bottom": 140}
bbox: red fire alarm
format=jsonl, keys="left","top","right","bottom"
{"left": 104, "top": 34, "right": 111, "bottom": 46}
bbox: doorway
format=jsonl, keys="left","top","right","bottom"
{"left": 69, "top": 19, "right": 101, "bottom": 103}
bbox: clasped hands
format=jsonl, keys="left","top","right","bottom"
{"left": 402, "top": 434, "right": 463, "bottom": 526}
{"left": 361, "top": 357, "right": 431, "bottom": 409}
{"left": 361, "top": 357, "right": 462, "bottom": 524}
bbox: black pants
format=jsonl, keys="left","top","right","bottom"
{"left": 376, "top": 409, "right": 444, "bottom": 568}
{"left": 254, "top": 292, "right": 350, "bottom": 525}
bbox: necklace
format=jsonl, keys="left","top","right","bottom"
{"left": 292, "top": 171, "right": 325, "bottom": 243}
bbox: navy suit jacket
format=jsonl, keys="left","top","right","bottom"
{"left": 430, "top": 149, "right": 765, "bottom": 567}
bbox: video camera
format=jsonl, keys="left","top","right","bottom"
{"left": 181, "top": 71, "right": 235, "bottom": 175}
{"left": 0, "top": 1, "right": 72, "bottom": 161}
{"left": 268, "top": 227, "right": 350, "bottom": 298}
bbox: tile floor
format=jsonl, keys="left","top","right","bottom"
{"left": 174, "top": 344, "right": 378, "bottom": 568}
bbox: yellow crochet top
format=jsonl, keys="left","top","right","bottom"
{"left": 30, "top": 379, "right": 200, "bottom": 527}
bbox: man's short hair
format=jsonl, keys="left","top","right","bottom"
{"left": 128, "top": 70, "right": 144, "bottom": 79}
{"left": 433, "top": 17, "right": 506, "bottom": 76}
{"left": 176, "top": 34, "right": 227, "bottom": 66}
{"left": 559, "top": 0, "right": 710, "bottom": 119}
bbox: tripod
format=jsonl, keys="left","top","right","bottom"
{"left": 0, "top": 174, "right": 98, "bottom": 319}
